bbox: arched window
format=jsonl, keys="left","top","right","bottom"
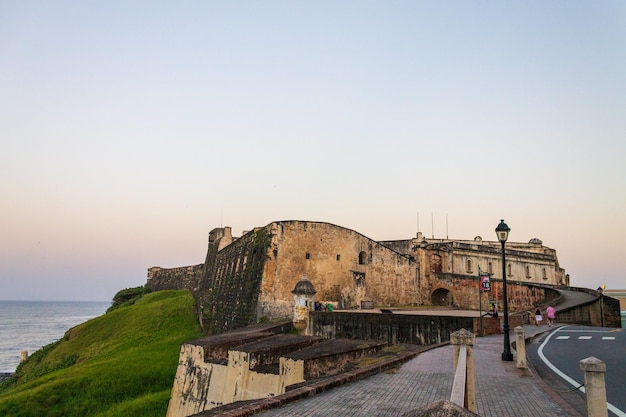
{"left": 526, "top": 265, "right": 531, "bottom": 278}
{"left": 466, "top": 259, "right": 473, "bottom": 273}
{"left": 542, "top": 268, "right": 547, "bottom": 280}
{"left": 358, "top": 251, "right": 368, "bottom": 265}
{"left": 488, "top": 262, "right": 493, "bottom": 274}
{"left": 507, "top": 263, "right": 512, "bottom": 277}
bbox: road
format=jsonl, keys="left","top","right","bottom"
{"left": 528, "top": 325, "right": 626, "bottom": 417}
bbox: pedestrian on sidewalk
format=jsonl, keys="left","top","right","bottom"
{"left": 535, "top": 307, "right": 543, "bottom": 326}
{"left": 546, "top": 305, "right": 556, "bottom": 327}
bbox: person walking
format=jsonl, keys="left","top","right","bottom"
{"left": 489, "top": 303, "right": 498, "bottom": 318}
{"left": 535, "top": 307, "right": 543, "bottom": 326}
{"left": 546, "top": 305, "right": 556, "bottom": 327}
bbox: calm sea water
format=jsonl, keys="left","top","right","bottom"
{"left": 0, "top": 301, "right": 110, "bottom": 373}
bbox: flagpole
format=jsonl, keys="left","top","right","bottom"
{"left": 478, "top": 266, "right": 483, "bottom": 336}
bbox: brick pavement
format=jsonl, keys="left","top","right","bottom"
{"left": 253, "top": 325, "right": 581, "bottom": 417}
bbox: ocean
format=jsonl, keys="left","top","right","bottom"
{"left": 0, "top": 301, "right": 110, "bottom": 373}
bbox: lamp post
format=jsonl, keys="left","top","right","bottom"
{"left": 597, "top": 285, "right": 605, "bottom": 327}
{"left": 496, "top": 219, "right": 513, "bottom": 361}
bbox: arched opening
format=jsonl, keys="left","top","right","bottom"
{"left": 431, "top": 288, "right": 453, "bottom": 306}
{"left": 358, "top": 251, "right": 368, "bottom": 265}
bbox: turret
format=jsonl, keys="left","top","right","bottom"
{"left": 291, "top": 274, "right": 317, "bottom": 334}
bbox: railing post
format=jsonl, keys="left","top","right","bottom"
{"left": 514, "top": 326, "right": 527, "bottom": 369}
{"left": 450, "top": 329, "right": 476, "bottom": 413}
{"left": 580, "top": 356, "right": 608, "bottom": 417}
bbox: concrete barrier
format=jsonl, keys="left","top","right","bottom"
{"left": 580, "top": 356, "right": 608, "bottom": 417}
{"left": 514, "top": 326, "right": 527, "bottom": 369}
{"left": 450, "top": 329, "right": 476, "bottom": 413}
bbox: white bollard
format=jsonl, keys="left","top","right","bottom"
{"left": 514, "top": 326, "right": 527, "bottom": 369}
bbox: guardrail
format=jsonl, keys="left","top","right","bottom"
{"left": 450, "top": 329, "right": 476, "bottom": 413}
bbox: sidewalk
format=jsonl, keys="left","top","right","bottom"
{"left": 472, "top": 324, "right": 582, "bottom": 417}
{"left": 205, "top": 325, "right": 581, "bottom": 417}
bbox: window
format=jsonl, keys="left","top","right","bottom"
{"left": 305, "top": 252, "right": 310, "bottom": 260}
{"left": 542, "top": 268, "right": 547, "bottom": 280}
{"left": 488, "top": 262, "right": 493, "bottom": 274}
{"left": 466, "top": 259, "right": 473, "bottom": 273}
{"left": 430, "top": 254, "right": 442, "bottom": 273}
{"left": 526, "top": 265, "right": 531, "bottom": 279}
{"left": 358, "top": 251, "right": 368, "bottom": 265}
{"left": 336, "top": 254, "right": 341, "bottom": 261}
{"left": 507, "top": 263, "right": 512, "bottom": 277}
{"left": 352, "top": 271, "right": 365, "bottom": 287}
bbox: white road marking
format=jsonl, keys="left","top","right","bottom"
{"left": 578, "top": 336, "right": 592, "bottom": 340}
{"left": 538, "top": 325, "right": 626, "bottom": 417}
{"left": 603, "top": 337, "right": 616, "bottom": 340}
{"left": 558, "top": 329, "right": 620, "bottom": 333}
{"left": 555, "top": 336, "right": 570, "bottom": 340}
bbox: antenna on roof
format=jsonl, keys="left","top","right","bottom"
{"left": 416, "top": 211, "right": 420, "bottom": 235}
{"left": 431, "top": 212, "right": 434, "bottom": 238}
{"left": 446, "top": 213, "right": 449, "bottom": 239}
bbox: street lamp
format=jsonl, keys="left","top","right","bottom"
{"left": 496, "top": 219, "right": 513, "bottom": 361}
{"left": 597, "top": 285, "right": 605, "bottom": 327}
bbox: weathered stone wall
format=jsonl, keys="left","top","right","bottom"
{"left": 311, "top": 311, "right": 475, "bottom": 345}
{"left": 603, "top": 295, "right": 622, "bottom": 327}
{"left": 258, "top": 221, "right": 417, "bottom": 321}
{"left": 198, "top": 227, "right": 272, "bottom": 335}
{"left": 167, "top": 326, "right": 392, "bottom": 417}
{"left": 603, "top": 290, "right": 626, "bottom": 310}
{"left": 146, "top": 265, "right": 204, "bottom": 292}
{"left": 427, "top": 273, "right": 560, "bottom": 311}
{"left": 557, "top": 291, "right": 622, "bottom": 327}
{"left": 382, "top": 236, "right": 567, "bottom": 287}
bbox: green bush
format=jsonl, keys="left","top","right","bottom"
{"left": 106, "top": 286, "right": 152, "bottom": 313}
{"left": 0, "top": 290, "right": 202, "bottom": 417}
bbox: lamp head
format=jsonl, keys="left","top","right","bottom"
{"left": 495, "top": 220, "right": 510, "bottom": 242}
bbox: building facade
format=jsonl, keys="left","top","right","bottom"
{"left": 147, "top": 220, "right": 568, "bottom": 334}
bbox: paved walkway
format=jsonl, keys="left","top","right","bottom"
{"left": 255, "top": 325, "right": 581, "bottom": 417}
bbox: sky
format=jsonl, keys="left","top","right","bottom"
{"left": 1, "top": 1, "right": 625, "bottom": 301}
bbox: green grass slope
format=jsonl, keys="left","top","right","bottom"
{"left": 0, "top": 290, "right": 202, "bottom": 417}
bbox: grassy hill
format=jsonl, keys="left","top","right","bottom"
{"left": 0, "top": 290, "right": 202, "bottom": 417}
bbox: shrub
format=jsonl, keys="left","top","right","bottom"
{"left": 106, "top": 286, "right": 151, "bottom": 313}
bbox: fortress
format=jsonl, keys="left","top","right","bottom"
{"left": 147, "top": 220, "right": 581, "bottom": 417}
{"left": 146, "top": 220, "right": 569, "bottom": 334}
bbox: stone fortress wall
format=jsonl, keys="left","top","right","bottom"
{"left": 147, "top": 265, "right": 204, "bottom": 292}
{"left": 147, "top": 220, "right": 569, "bottom": 334}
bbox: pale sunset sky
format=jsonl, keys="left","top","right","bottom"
{"left": 1, "top": 1, "right": 625, "bottom": 301}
